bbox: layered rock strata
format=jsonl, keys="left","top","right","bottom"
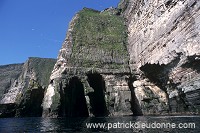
{"left": 120, "top": 0, "right": 200, "bottom": 114}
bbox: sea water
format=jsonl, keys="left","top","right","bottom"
{"left": 0, "top": 116, "right": 199, "bottom": 132}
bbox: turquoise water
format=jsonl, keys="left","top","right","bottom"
{"left": 0, "top": 116, "right": 199, "bottom": 132}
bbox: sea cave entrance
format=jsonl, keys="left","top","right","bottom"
{"left": 63, "top": 77, "right": 89, "bottom": 117}
{"left": 87, "top": 73, "right": 108, "bottom": 116}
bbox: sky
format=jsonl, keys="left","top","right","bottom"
{"left": 0, "top": 0, "right": 120, "bottom": 65}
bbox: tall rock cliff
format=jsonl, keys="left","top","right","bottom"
{"left": 42, "top": 8, "right": 137, "bottom": 117}
{"left": 43, "top": 0, "right": 200, "bottom": 117}
{"left": 0, "top": 57, "right": 56, "bottom": 117}
{"left": 1, "top": 0, "right": 197, "bottom": 118}
{"left": 120, "top": 0, "right": 200, "bottom": 114}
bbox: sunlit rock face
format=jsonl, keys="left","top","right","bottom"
{"left": 120, "top": 0, "right": 200, "bottom": 114}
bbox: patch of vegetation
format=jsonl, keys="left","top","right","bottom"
{"left": 28, "top": 57, "right": 56, "bottom": 86}
{"left": 72, "top": 8, "right": 127, "bottom": 53}
{"left": 70, "top": 57, "right": 127, "bottom": 69}
{"left": 71, "top": 8, "right": 128, "bottom": 68}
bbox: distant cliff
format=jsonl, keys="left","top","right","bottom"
{"left": 0, "top": 64, "right": 23, "bottom": 100}
{"left": 0, "top": 57, "right": 56, "bottom": 117}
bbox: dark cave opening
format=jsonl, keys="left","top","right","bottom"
{"left": 140, "top": 55, "right": 182, "bottom": 92}
{"left": 87, "top": 73, "right": 108, "bottom": 117}
{"left": 63, "top": 77, "right": 89, "bottom": 117}
{"left": 17, "top": 86, "right": 45, "bottom": 117}
{"left": 140, "top": 63, "right": 168, "bottom": 90}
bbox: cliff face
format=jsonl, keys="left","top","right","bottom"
{"left": 42, "top": 8, "right": 135, "bottom": 117}
{"left": 1, "top": 0, "right": 199, "bottom": 117}
{"left": 0, "top": 64, "right": 23, "bottom": 117}
{"left": 120, "top": 0, "right": 200, "bottom": 114}
{"left": 43, "top": 0, "right": 200, "bottom": 117}
{"left": 0, "top": 64, "right": 23, "bottom": 100}
{"left": 0, "top": 57, "right": 56, "bottom": 117}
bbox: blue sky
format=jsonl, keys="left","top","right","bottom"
{"left": 0, "top": 0, "right": 119, "bottom": 65}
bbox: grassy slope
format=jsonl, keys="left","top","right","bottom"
{"left": 71, "top": 8, "right": 129, "bottom": 69}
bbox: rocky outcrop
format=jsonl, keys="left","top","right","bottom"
{"left": 0, "top": 57, "right": 56, "bottom": 117}
{"left": 42, "top": 8, "right": 134, "bottom": 117}
{"left": 43, "top": 4, "right": 169, "bottom": 117}
{"left": 120, "top": 0, "right": 200, "bottom": 114}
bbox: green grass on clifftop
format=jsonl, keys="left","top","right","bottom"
{"left": 72, "top": 8, "right": 127, "bottom": 54}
